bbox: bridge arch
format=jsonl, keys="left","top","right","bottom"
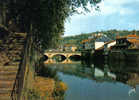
{"left": 44, "top": 52, "right": 81, "bottom": 64}
{"left": 52, "top": 54, "right": 67, "bottom": 62}
{"left": 43, "top": 55, "right": 49, "bottom": 61}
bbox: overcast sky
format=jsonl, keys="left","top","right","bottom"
{"left": 64, "top": 0, "right": 139, "bottom": 36}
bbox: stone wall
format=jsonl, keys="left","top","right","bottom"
{"left": 18, "top": 33, "right": 41, "bottom": 100}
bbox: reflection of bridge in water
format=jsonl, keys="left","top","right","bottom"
{"left": 44, "top": 52, "right": 81, "bottom": 64}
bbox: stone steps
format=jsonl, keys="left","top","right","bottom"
{"left": 8, "top": 62, "right": 20, "bottom": 66}
{"left": 0, "top": 71, "right": 17, "bottom": 75}
{"left": 0, "top": 66, "right": 18, "bottom": 71}
{"left": 0, "top": 96, "right": 11, "bottom": 100}
{"left": 0, "top": 88, "right": 13, "bottom": 92}
{"left": 0, "top": 75, "right": 16, "bottom": 81}
{"left": 0, "top": 65, "right": 18, "bottom": 100}
{"left": 0, "top": 91, "right": 12, "bottom": 100}
{"left": 0, "top": 32, "right": 26, "bottom": 100}
{"left": 0, "top": 82, "right": 14, "bottom": 88}
{"left": 0, "top": 79, "right": 16, "bottom": 85}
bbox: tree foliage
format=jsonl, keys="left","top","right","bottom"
{"left": 0, "top": 0, "right": 101, "bottom": 50}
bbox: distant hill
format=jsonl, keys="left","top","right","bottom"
{"left": 61, "top": 30, "right": 139, "bottom": 47}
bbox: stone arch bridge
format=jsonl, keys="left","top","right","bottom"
{"left": 44, "top": 52, "right": 81, "bottom": 64}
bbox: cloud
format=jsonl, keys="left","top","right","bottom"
{"left": 97, "top": 0, "right": 138, "bottom": 16}
{"left": 76, "top": 0, "right": 139, "bottom": 16}
{"left": 64, "top": 0, "right": 139, "bottom": 36}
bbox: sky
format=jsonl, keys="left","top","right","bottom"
{"left": 64, "top": 0, "right": 139, "bottom": 36}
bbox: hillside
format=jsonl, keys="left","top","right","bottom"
{"left": 62, "top": 30, "right": 139, "bottom": 47}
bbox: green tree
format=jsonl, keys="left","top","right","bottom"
{"left": 0, "top": 0, "right": 101, "bottom": 50}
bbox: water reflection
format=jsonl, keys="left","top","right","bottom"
{"left": 44, "top": 54, "right": 81, "bottom": 64}
{"left": 44, "top": 60, "right": 139, "bottom": 100}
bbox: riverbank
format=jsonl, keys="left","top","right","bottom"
{"left": 30, "top": 76, "right": 67, "bottom": 100}
{"left": 33, "top": 76, "right": 55, "bottom": 100}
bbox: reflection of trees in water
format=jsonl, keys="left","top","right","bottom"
{"left": 81, "top": 60, "right": 94, "bottom": 67}
{"left": 108, "top": 60, "right": 139, "bottom": 88}
{"left": 69, "top": 55, "right": 81, "bottom": 61}
{"left": 37, "top": 65, "right": 57, "bottom": 78}
{"left": 46, "top": 63, "right": 116, "bottom": 82}
{"left": 92, "top": 60, "right": 139, "bottom": 89}
{"left": 71, "top": 60, "right": 139, "bottom": 87}
{"left": 108, "top": 60, "right": 139, "bottom": 72}
{"left": 36, "top": 56, "right": 59, "bottom": 79}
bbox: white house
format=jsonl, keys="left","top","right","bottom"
{"left": 107, "top": 41, "right": 116, "bottom": 49}
{"left": 95, "top": 42, "right": 104, "bottom": 50}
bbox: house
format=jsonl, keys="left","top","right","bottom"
{"left": 111, "top": 34, "right": 139, "bottom": 49}
{"left": 81, "top": 33, "right": 112, "bottom": 50}
{"left": 81, "top": 39, "right": 94, "bottom": 50}
{"left": 95, "top": 42, "right": 104, "bottom": 50}
{"left": 94, "top": 34, "right": 111, "bottom": 50}
{"left": 104, "top": 40, "right": 116, "bottom": 50}
{"left": 71, "top": 46, "right": 77, "bottom": 52}
{"left": 127, "top": 34, "right": 139, "bottom": 49}
{"left": 63, "top": 44, "right": 77, "bottom": 52}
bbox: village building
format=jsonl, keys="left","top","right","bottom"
{"left": 94, "top": 34, "right": 111, "bottom": 50}
{"left": 63, "top": 44, "right": 77, "bottom": 52}
{"left": 111, "top": 34, "right": 139, "bottom": 49}
{"left": 127, "top": 34, "right": 139, "bottom": 49}
{"left": 81, "top": 39, "right": 94, "bottom": 50}
{"left": 81, "top": 33, "right": 111, "bottom": 50}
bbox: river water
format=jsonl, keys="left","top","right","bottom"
{"left": 44, "top": 61, "right": 139, "bottom": 100}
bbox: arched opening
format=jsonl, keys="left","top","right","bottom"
{"left": 43, "top": 55, "right": 49, "bottom": 61}
{"left": 69, "top": 55, "right": 81, "bottom": 61}
{"left": 52, "top": 54, "right": 66, "bottom": 62}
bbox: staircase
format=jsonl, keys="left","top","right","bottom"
{"left": 0, "top": 66, "right": 18, "bottom": 100}
{"left": 0, "top": 31, "right": 26, "bottom": 100}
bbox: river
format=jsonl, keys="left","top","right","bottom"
{"left": 44, "top": 60, "right": 139, "bottom": 100}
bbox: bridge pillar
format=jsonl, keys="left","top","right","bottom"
{"left": 44, "top": 58, "right": 56, "bottom": 64}
{"left": 45, "top": 53, "right": 55, "bottom": 59}
{"left": 62, "top": 58, "right": 72, "bottom": 64}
